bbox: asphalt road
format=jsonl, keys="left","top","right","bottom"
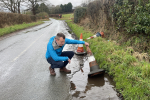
{"left": 0, "top": 19, "right": 73, "bottom": 100}
{"left": 0, "top": 19, "right": 120, "bottom": 100}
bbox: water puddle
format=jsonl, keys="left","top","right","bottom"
{"left": 62, "top": 21, "right": 121, "bottom": 100}
{"left": 66, "top": 55, "right": 119, "bottom": 100}
{"left": 63, "top": 44, "right": 120, "bottom": 100}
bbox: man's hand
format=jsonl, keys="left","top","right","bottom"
{"left": 85, "top": 42, "right": 89, "bottom": 46}
{"left": 68, "top": 59, "right": 71, "bottom": 64}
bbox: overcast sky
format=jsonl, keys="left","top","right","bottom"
{"left": 0, "top": 0, "right": 84, "bottom": 12}
{"left": 48, "top": 0, "right": 83, "bottom": 7}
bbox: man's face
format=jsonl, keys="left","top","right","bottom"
{"left": 56, "top": 37, "right": 65, "bottom": 46}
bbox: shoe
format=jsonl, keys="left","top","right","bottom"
{"left": 60, "top": 67, "right": 71, "bottom": 73}
{"left": 49, "top": 66, "right": 56, "bottom": 76}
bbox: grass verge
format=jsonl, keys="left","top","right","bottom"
{"left": 53, "top": 13, "right": 74, "bottom": 21}
{"left": 0, "top": 21, "right": 45, "bottom": 37}
{"left": 64, "top": 14, "right": 150, "bottom": 100}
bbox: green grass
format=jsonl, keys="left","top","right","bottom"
{"left": 89, "top": 38, "right": 150, "bottom": 100}
{"left": 0, "top": 21, "right": 44, "bottom": 36}
{"left": 66, "top": 20, "right": 91, "bottom": 38}
{"left": 53, "top": 13, "right": 74, "bottom": 21}
{"left": 62, "top": 13, "right": 73, "bottom": 19}
{"left": 63, "top": 14, "right": 150, "bottom": 100}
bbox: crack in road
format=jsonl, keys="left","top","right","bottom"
{"left": 24, "top": 22, "right": 53, "bottom": 33}
{"left": 0, "top": 41, "right": 19, "bottom": 52}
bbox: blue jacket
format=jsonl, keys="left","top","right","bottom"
{"left": 45, "top": 36, "right": 85, "bottom": 61}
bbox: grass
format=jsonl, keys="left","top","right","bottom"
{"left": 53, "top": 13, "right": 74, "bottom": 21}
{"left": 62, "top": 13, "right": 150, "bottom": 100}
{"left": 0, "top": 20, "right": 45, "bottom": 37}
{"left": 62, "top": 13, "right": 73, "bottom": 19}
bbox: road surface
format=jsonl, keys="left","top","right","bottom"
{"left": 0, "top": 19, "right": 74, "bottom": 100}
{"left": 0, "top": 19, "right": 120, "bottom": 100}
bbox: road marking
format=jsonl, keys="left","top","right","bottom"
{"left": 12, "top": 34, "right": 44, "bottom": 62}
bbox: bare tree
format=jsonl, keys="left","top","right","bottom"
{"left": 81, "top": 0, "right": 94, "bottom": 7}
{"left": 27, "top": 0, "right": 38, "bottom": 15}
{"left": 17, "top": 0, "right": 21, "bottom": 13}
{"left": 0, "top": 0, "right": 49, "bottom": 14}
{"left": 81, "top": 2, "right": 88, "bottom": 7}
{"left": 0, "top": 6, "right": 5, "bottom": 12}
{"left": 0, "top": 0, "right": 22, "bottom": 13}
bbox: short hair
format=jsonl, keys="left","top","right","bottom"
{"left": 55, "top": 33, "right": 65, "bottom": 40}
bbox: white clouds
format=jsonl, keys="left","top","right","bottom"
{"left": 48, "top": 0, "right": 82, "bottom": 7}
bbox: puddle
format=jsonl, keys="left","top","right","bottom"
{"left": 62, "top": 21, "right": 121, "bottom": 100}
{"left": 66, "top": 55, "right": 120, "bottom": 100}
{"left": 63, "top": 44, "right": 120, "bottom": 100}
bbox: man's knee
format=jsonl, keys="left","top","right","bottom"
{"left": 61, "top": 51, "right": 74, "bottom": 59}
{"left": 47, "top": 57, "right": 53, "bottom": 64}
{"left": 51, "top": 61, "right": 64, "bottom": 68}
{"left": 68, "top": 51, "right": 74, "bottom": 59}
{"left": 58, "top": 61, "right": 64, "bottom": 68}
{"left": 47, "top": 57, "right": 64, "bottom": 68}
{"left": 70, "top": 51, "right": 74, "bottom": 57}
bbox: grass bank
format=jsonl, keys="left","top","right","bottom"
{"left": 62, "top": 14, "right": 150, "bottom": 100}
{"left": 53, "top": 13, "right": 73, "bottom": 21}
{"left": 0, "top": 20, "right": 47, "bottom": 37}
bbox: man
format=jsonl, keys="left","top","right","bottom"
{"left": 46, "top": 33, "right": 89, "bottom": 75}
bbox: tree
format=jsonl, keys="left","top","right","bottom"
{"left": 0, "top": 0, "right": 21, "bottom": 13}
{"left": 28, "top": 0, "right": 38, "bottom": 15}
{"left": 81, "top": 3, "right": 88, "bottom": 7}
{"left": 67, "top": 2, "right": 72, "bottom": 12}
{"left": 35, "top": 4, "right": 40, "bottom": 14}
{"left": 17, "top": 0, "right": 21, "bottom": 13}
{"left": 38, "top": 3, "right": 50, "bottom": 14}
{"left": 60, "top": 4, "right": 64, "bottom": 12}
{"left": 0, "top": 0, "right": 51, "bottom": 15}
{"left": 60, "top": 2, "right": 73, "bottom": 13}
{"left": 27, "top": 0, "right": 48, "bottom": 15}
{"left": 49, "top": 5, "right": 62, "bottom": 14}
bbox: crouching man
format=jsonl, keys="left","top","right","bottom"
{"left": 45, "top": 33, "right": 89, "bottom": 75}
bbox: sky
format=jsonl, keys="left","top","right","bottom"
{"left": 0, "top": 0, "right": 84, "bottom": 12}
{"left": 48, "top": 0, "right": 83, "bottom": 7}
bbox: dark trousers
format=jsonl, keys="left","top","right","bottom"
{"left": 47, "top": 51, "right": 74, "bottom": 69}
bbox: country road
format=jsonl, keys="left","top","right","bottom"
{"left": 0, "top": 19, "right": 119, "bottom": 100}
{"left": 0, "top": 19, "right": 74, "bottom": 100}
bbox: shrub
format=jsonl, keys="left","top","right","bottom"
{"left": 111, "top": 0, "right": 150, "bottom": 35}
{"left": 36, "top": 12, "right": 49, "bottom": 19}
{"left": 74, "top": 7, "right": 87, "bottom": 23}
{"left": 87, "top": 0, "right": 115, "bottom": 25}
{"left": 87, "top": 1, "right": 102, "bottom": 24}
{"left": 125, "top": 4, "right": 150, "bottom": 35}
{"left": 0, "top": 12, "right": 36, "bottom": 28}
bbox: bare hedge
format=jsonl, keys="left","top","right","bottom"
{"left": 87, "top": 0, "right": 115, "bottom": 25}
{"left": 0, "top": 12, "right": 37, "bottom": 28}
{"left": 81, "top": 0, "right": 116, "bottom": 37}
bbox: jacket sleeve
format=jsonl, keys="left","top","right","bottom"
{"left": 65, "top": 38, "right": 85, "bottom": 44}
{"left": 47, "top": 43, "right": 69, "bottom": 61}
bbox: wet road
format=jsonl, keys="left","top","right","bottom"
{"left": 0, "top": 19, "right": 120, "bottom": 100}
